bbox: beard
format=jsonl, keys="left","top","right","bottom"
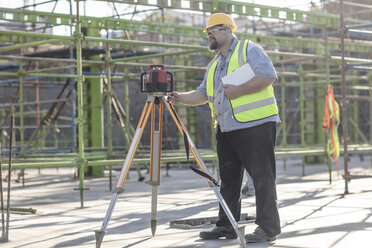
{"left": 208, "top": 39, "right": 218, "bottom": 51}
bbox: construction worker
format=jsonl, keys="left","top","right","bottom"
{"left": 168, "top": 13, "right": 281, "bottom": 243}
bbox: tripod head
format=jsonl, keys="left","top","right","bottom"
{"left": 140, "top": 65, "right": 174, "bottom": 93}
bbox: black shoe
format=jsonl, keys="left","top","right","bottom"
{"left": 245, "top": 226, "right": 276, "bottom": 243}
{"left": 199, "top": 226, "right": 237, "bottom": 240}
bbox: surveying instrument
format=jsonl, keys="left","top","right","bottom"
{"left": 94, "top": 65, "right": 246, "bottom": 247}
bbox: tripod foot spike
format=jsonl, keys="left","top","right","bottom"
{"left": 236, "top": 225, "right": 246, "bottom": 248}
{"left": 151, "top": 220, "right": 157, "bottom": 236}
{"left": 94, "top": 230, "right": 105, "bottom": 248}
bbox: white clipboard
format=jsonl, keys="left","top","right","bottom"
{"left": 221, "top": 63, "right": 255, "bottom": 86}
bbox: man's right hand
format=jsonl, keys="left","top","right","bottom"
{"left": 167, "top": 90, "right": 207, "bottom": 106}
{"left": 167, "top": 91, "right": 180, "bottom": 105}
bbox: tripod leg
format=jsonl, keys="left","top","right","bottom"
{"left": 95, "top": 101, "right": 154, "bottom": 248}
{"left": 164, "top": 101, "right": 246, "bottom": 248}
{"left": 149, "top": 103, "right": 163, "bottom": 236}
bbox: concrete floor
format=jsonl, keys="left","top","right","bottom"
{"left": 1, "top": 155, "right": 372, "bottom": 248}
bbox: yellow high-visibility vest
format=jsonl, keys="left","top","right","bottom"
{"left": 206, "top": 40, "right": 278, "bottom": 127}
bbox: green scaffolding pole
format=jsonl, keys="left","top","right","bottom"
{"left": 86, "top": 26, "right": 104, "bottom": 177}
{"left": 18, "top": 62, "right": 26, "bottom": 186}
{"left": 111, "top": 49, "right": 203, "bottom": 63}
{"left": 3, "top": 143, "right": 372, "bottom": 170}
{"left": 0, "top": 39, "right": 64, "bottom": 52}
{"left": 0, "top": 70, "right": 368, "bottom": 85}
{"left": 18, "top": 63, "right": 25, "bottom": 157}
{"left": 105, "top": 40, "right": 113, "bottom": 190}
{"left": 124, "top": 67, "right": 131, "bottom": 145}
{"left": 123, "top": 67, "right": 132, "bottom": 178}
{"left": 105, "top": 43, "right": 113, "bottom": 159}
{"left": 75, "top": 0, "right": 87, "bottom": 208}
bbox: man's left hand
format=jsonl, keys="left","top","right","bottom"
{"left": 223, "top": 84, "right": 241, "bottom": 99}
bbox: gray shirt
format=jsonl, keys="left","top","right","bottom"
{"left": 196, "top": 37, "right": 280, "bottom": 133}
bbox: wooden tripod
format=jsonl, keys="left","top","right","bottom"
{"left": 95, "top": 92, "right": 246, "bottom": 248}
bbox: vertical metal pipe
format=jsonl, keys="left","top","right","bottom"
{"left": 18, "top": 63, "right": 26, "bottom": 187}
{"left": 124, "top": 68, "right": 130, "bottom": 140}
{"left": 324, "top": 35, "right": 331, "bottom": 88}
{"left": 19, "top": 64, "right": 25, "bottom": 157}
{"left": 106, "top": 42, "right": 113, "bottom": 158}
{"left": 351, "top": 71, "right": 359, "bottom": 143}
{"left": 160, "top": 8, "right": 165, "bottom": 65}
{"left": 299, "top": 65, "right": 306, "bottom": 176}
{"left": 340, "top": 0, "right": 349, "bottom": 194}
{"left": 106, "top": 39, "right": 113, "bottom": 191}
{"left": 369, "top": 72, "right": 372, "bottom": 169}
{"left": 35, "top": 61, "right": 40, "bottom": 129}
{"left": 1, "top": 112, "right": 5, "bottom": 148}
{"left": 280, "top": 76, "right": 287, "bottom": 170}
{"left": 69, "top": 0, "right": 77, "bottom": 153}
{"left": 34, "top": 60, "right": 41, "bottom": 175}
{"left": 75, "top": 0, "right": 86, "bottom": 207}
{"left": 0, "top": 142, "right": 4, "bottom": 239}
{"left": 4, "top": 115, "right": 14, "bottom": 241}
{"left": 123, "top": 68, "right": 131, "bottom": 179}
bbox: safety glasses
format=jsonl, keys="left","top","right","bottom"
{"left": 206, "top": 27, "right": 226, "bottom": 37}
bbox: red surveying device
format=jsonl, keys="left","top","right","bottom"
{"left": 140, "top": 64, "right": 174, "bottom": 93}
{"left": 94, "top": 65, "right": 246, "bottom": 248}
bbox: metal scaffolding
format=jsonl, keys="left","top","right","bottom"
{"left": 0, "top": 0, "right": 371, "bottom": 205}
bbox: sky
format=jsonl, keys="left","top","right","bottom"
{"left": 0, "top": 0, "right": 323, "bottom": 15}
{"left": 0, "top": 0, "right": 325, "bottom": 35}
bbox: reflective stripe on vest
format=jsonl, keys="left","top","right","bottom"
{"left": 233, "top": 97, "right": 276, "bottom": 114}
{"left": 206, "top": 40, "right": 278, "bottom": 124}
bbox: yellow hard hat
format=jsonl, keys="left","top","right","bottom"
{"left": 203, "top": 13, "right": 237, "bottom": 32}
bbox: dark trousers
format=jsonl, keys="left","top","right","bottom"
{"left": 215, "top": 122, "right": 281, "bottom": 237}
